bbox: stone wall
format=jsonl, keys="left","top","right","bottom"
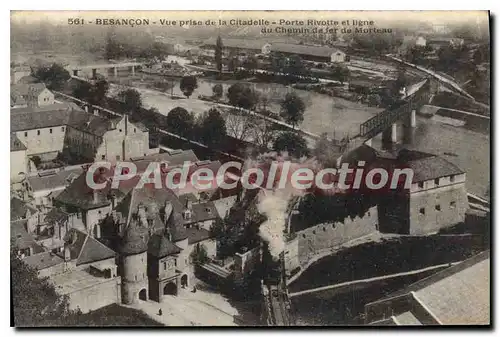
{"left": 67, "top": 276, "right": 121, "bottom": 313}
{"left": 285, "top": 206, "right": 378, "bottom": 271}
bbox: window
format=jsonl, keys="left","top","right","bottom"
{"left": 98, "top": 210, "right": 101, "bottom": 214}
{"left": 312, "top": 230, "right": 316, "bottom": 235}
{"left": 134, "top": 128, "right": 137, "bottom": 133}
{"left": 435, "top": 205, "right": 441, "bottom": 211}
{"left": 450, "top": 175, "right": 455, "bottom": 183}
{"left": 302, "top": 234, "right": 306, "bottom": 238}
{"left": 323, "top": 227, "right": 326, "bottom": 232}
{"left": 450, "top": 201, "right": 456, "bottom": 208}
{"left": 61, "top": 127, "right": 65, "bottom": 132}
{"left": 37, "top": 130, "right": 40, "bottom": 136}
{"left": 116, "top": 155, "right": 121, "bottom": 160}
{"left": 164, "top": 262, "right": 167, "bottom": 270}
{"left": 174, "top": 259, "right": 177, "bottom": 267}
{"left": 24, "top": 132, "right": 27, "bottom": 137}
{"left": 434, "top": 178, "right": 440, "bottom": 186}
{"left": 419, "top": 208, "right": 425, "bottom": 215}
{"left": 418, "top": 182, "right": 424, "bottom": 188}
{"left": 135, "top": 275, "right": 137, "bottom": 281}
{"left": 49, "top": 128, "right": 53, "bottom": 134}
{"left": 101, "top": 155, "right": 105, "bottom": 160}
{"left": 119, "top": 129, "right": 122, "bottom": 132}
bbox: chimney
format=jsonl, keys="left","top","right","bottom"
{"left": 164, "top": 201, "right": 173, "bottom": 223}
{"left": 165, "top": 227, "right": 172, "bottom": 241}
{"left": 93, "top": 190, "right": 100, "bottom": 204}
{"left": 137, "top": 204, "right": 148, "bottom": 227}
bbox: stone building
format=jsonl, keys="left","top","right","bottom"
{"left": 11, "top": 83, "right": 55, "bottom": 108}
{"left": 377, "top": 149, "right": 468, "bottom": 235}
{"left": 11, "top": 133, "right": 28, "bottom": 183}
{"left": 11, "top": 103, "right": 152, "bottom": 164}
{"left": 10, "top": 65, "right": 32, "bottom": 85}
{"left": 104, "top": 185, "right": 220, "bottom": 303}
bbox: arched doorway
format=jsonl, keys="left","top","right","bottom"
{"left": 163, "top": 282, "right": 177, "bottom": 296}
{"left": 181, "top": 274, "right": 188, "bottom": 288}
{"left": 138, "top": 288, "right": 147, "bottom": 301}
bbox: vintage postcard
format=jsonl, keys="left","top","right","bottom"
{"left": 10, "top": 10, "right": 490, "bottom": 327}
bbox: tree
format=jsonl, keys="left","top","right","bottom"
{"left": 31, "top": 156, "right": 42, "bottom": 168}
{"left": 105, "top": 33, "right": 123, "bottom": 60}
{"left": 242, "top": 56, "right": 259, "bottom": 70}
{"left": 280, "top": 92, "right": 305, "bottom": 128}
{"left": 331, "top": 65, "right": 350, "bottom": 84}
{"left": 286, "top": 55, "right": 307, "bottom": 76}
{"left": 190, "top": 244, "right": 209, "bottom": 265}
{"left": 196, "top": 108, "right": 227, "bottom": 147}
{"left": 215, "top": 36, "right": 223, "bottom": 74}
{"left": 313, "top": 133, "right": 339, "bottom": 168}
{"left": 118, "top": 88, "right": 142, "bottom": 115}
{"left": 273, "top": 132, "right": 309, "bottom": 158}
{"left": 73, "top": 77, "right": 109, "bottom": 106}
{"left": 166, "top": 107, "right": 195, "bottom": 138}
{"left": 34, "top": 63, "right": 70, "bottom": 91}
{"left": 179, "top": 75, "right": 198, "bottom": 98}
{"left": 212, "top": 83, "right": 223, "bottom": 100}
{"left": 11, "top": 246, "right": 73, "bottom": 326}
{"left": 227, "top": 83, "right": 259, "bottom": 110}
{"left": 227, "top": 56, "right": 239, "bottom": 73}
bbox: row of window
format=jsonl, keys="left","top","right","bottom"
{"left": 23, "top": 127, "right": 65, "bottom": 137}
{"left": 417, "top": 176, "right": 457, "bottom": 189}
{"left": 419, "top": 201, "right": 456, "bottom": 215}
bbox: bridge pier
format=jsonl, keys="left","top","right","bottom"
{"left": 131, "top": 65, "right": 135, "bottom": 76}
{"left": 403, "top": 109, "right": 417, "bottom": 145}
{"left": 113, "top": 67, "right": 118, "bottom": 77}
{"left": 382, "top": 123, "right": 397, "bottom": 150}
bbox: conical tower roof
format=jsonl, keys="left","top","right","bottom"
{"left": 119, "top": 220, "right": 149, "bottom": 255}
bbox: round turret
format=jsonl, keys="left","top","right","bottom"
{"left": 120, "top": 221, "right": 149, "bottom": 256}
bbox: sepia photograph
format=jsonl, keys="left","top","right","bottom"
{"left": 9, "top": 10, "right": 491, "bottom": 327}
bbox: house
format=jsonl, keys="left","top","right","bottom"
{"left": 54, "top": 150, "right": 208, "bottom": 236}
{"left": 11, "top": 133, "right": 28, "bottom": 183}
{"left": 365, "top": 250, "right": 490, "bottom": 325}
{"left": 10, "top": 65, "right": 32, "bottom": 84}
{"left": 43, "top": 228, "right": 121, "bottom": 313}
{"left": 11, "top": 219, "right": 45, "bottom": 258}
{"left": 24, "top": 167, "right": 83, "bottom": 206}
{"left": 415, "top": 36, "right": 427, "bottom": 47}
{"left": 427, "top": 37, "right": 465, "bottom": 50}
{"left": 11, "top": 197, "right": 40, "bottom": 233}
{"left": 11, "top": 83, "right": 55, "bottom": 108}
{"left": 11, "top": 104, "right": 152, "bottom": 162}
{"left": 199, "top": 38, "right": 269, "bottom": 59}
{"left": 270, "top": 43, "right": 347, "bottom": 63}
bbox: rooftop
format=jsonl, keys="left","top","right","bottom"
{"left": 11, "top": 103, "right": 122, "bottom": 136}
{"left": 62, "top": 228, "right": 116, "bottom": 265}
{"left": 27, "top": 167, "right": 83, "bottom": 193}
{"left": 148, "top": 232, "right": 182, "bottom": 258}
{"left": 11, "top": 220, "right": 45, "bottom": 253}
{"left": 369, "top": 251, "right": 490, "bottom": 325}
{"left": 10, "top": 133, "right": 27, "bottom": 152}
{"left": 24, "top": 251, "right": 64, "bottom": 271}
